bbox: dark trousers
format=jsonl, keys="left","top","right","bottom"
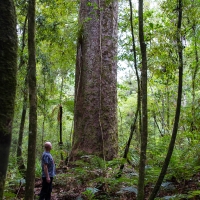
{"left": 39, "top": 177, "right": 53, "bottom": 200}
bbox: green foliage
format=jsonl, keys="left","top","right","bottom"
{"left": 35, "top": 159, "right": 42, "bottom": 178}
{"left": 54, "top": 173, "right": 70, "bottom": 186}
{"left": 56, "top": 156, "right": 138, "bottom": 198}
{"left": 146, "top": 129, "right": 200, "bottom": 187}
{"left": 105, "top": 0, "right": 114, "bottom": 6}
{"left": 8, "top": 0, "right": 200, "bottom": 198}
{"left": 187, "top": 190, "right": 200, "bottom": 199}
{"left": 3, "top": 191, "right": 16, "bottom": 199}
{"left": 167, "top": 141, "right": 200, "bottom": 182}
{"left": 87, "top": 2, "right": 98, "bottom": 10}
{"left": 4, "top": 156, "right": 25, "bottom": 199}
{"left": 82, "top": 187, "right": 98, "bottom": 200}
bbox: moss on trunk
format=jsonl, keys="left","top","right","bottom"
{"left": 0, "top": 0, "right": 17, "bottom": 197}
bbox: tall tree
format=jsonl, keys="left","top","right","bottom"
{"left": 149, "top": 0, "right": 183, "bottom": 199}
{"left": 70, "top": 0, "right": 118, "bottom": 161}
{"left": 17, "top": 14, "right": 28, "bottom": 177}
{"left": 0, "top": 0, "right": 18, "bottom": 198}
{"left": 117, "top": 0, "right": 141, "bottom": 178}
{"left": 17, "top": 75, "right": 28, "bottom": 177}
{"left": 137, "top": 0, "right": 148, "bottom": 199}
{"left": 24, "top": 0, "right": 37, "bottom": 198}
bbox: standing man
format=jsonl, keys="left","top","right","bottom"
{"left": 39, "top": 142, "right": 55, "bottom": 200}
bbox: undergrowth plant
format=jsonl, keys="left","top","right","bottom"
{"left": 4, "top": 155, "right": 25, "bottom": 199}
{"left": 82, "top": 188, "right": 97, "bottom": 200}
{"left": 54, "top": 155, "right": 138, "bottom": 198}
{"left": 146, "top": 130, "right": 200, "bottom": 185}
{"left": 35, "top": 158, "right": 42, "bottom": 178}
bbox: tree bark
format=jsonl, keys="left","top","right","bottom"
{"left": 17, "top": 15, "right": 28, "bottom": 178}
{"left": 137, "top": 0, "right": 148, "bottom": 199}
{"left": 0, "top": 0, "right": 17, "bottom": 198}
{"left": 191, "top": 22, "right": 199, "bottom": 132}
{"left": 71, "top": 0, "right": 118, "bottom": 161}
{"left": 117, "top": 0, "right": 141, "bottom": 178}
{"left": 24, "top": 0, "right": 37, "bottom": 198}
{"left": 149, "top": 0, "right": 183, "bottom": 199}
{"left": 17, "top": 76, "right": 28, "bottom": 177}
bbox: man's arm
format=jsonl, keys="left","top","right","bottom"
{"left": 44, "top": 164, "right": 50, "bottom": 183}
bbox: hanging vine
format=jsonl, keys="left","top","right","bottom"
{"left": 98, "top": 0, "right": 105, "bottom": 162}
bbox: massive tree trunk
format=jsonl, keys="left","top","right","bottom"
{"left": 71, "top": 0, "right": 118, "bottom": 161}
{"left": 0, "top": 0, "right": 17, "bottom": 198}
{"left": 24, "top": 0, "right": 37, "bottom": 199}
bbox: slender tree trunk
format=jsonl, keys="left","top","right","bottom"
{"left": 24, "top": 0, "right": 37, "bottom": 198}
{"left": 162, "top": 98, "right": 165, "bottom": 135}
{"left": 17, "top": 15, "right": 28, "bottom": 177}
{"left": 59, "top": 105, "right": 63, "bottom": 145}
{"left": 137, "top": 0, "right": 148, "bottom": 199}
{"left": 18, "top": 14, "right": 28, "bottom": 70}
{"left": 0, "top": 0, "right": 17, "bottom": 198}
{"left": 59, "top": 77, "right": 64, "bottom": 160}
{"left": 59, "top": 77, "right": 64, "bottom": 147}
{"left": 17, "top": 76, "right": 28, "bottom": 177}
{"left": 166, "top": 78, "right": 170, "bottom": 133}
{"left": 41, "top": 73, "right": 46, "bottom": 151}
{"left": 117, "top": 0, "right": 141, "bottom": 178}
{"left": 191, "top": 23, "right": 199, "bottom": 132}
{"left": 71, "top": 0, "right": 118, "bottom": 161}
{"left": 149, "top": 0, "right": 183, "bottom": 199}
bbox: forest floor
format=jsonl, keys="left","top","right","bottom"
{"left": 15, "top": 165, "right": 200, "bottom": 200}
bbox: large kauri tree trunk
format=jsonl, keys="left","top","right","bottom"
{"left": 71, "top": 0, "right": 118, "bottom": 161}
{"left": 0, "top": 0, "right": 17, "bottom": 198}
